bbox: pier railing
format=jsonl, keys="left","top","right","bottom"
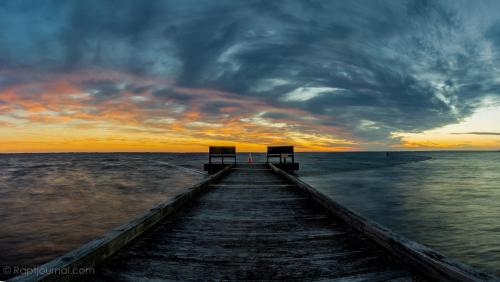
{"left": 9, "top": 160, "right": 499, "bottom": 282}
{"left": 269, "top": 163, "right": 499, "bottom": 282}
{"left": 9, "top": 165, "right": 235, "bottom": 282}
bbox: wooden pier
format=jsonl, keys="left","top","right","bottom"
{"left": 93, "top": 164, "right": 419, "bottom": 280}
{"left": 10, "top": 164, "right": 499, "bottom": 281}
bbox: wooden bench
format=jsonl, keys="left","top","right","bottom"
{"left": 267, "top": 146, "right": 294, "bottom": 163}
{"left": 266, "top": 146, "right": 298, "bottom": 171}
{"left": 204, "top": 146, "right": 236, "bottom": 173}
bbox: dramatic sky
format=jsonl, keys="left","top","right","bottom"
{"left": 1, "top": 0, "right": 500, "bottom": 152}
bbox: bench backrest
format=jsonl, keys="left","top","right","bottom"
{"left": 267, "top": 146, "right": 294, "bottom": 155}
{"left": 209, "top": 146, "right": 236, "bottom": 155}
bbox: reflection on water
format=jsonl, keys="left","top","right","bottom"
{"left": 0, "top": 153, "right": 205, "bottom": 279}
{"left": 1, "top": 152, "right": 500, "bottom": 277}
{"left": 298, "top": 151, "right": 500, "bottom": 275}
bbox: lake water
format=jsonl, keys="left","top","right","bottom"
{"left": 0, "top": 153, "right": 206, "bottom": 280}
{"left": 298, "top": 151, "right": 500, "bottom": 275}
{"left": 1, "top": 151, "right": 500, "bottom": 279}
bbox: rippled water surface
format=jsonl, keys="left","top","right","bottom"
{"left": 0, "top": 153, "right": 206, "bottom": 279}
{"left": 298, "top": 151, "right": 500, "bottom": 275}
{"left": 1, "top": 151, "right": 500, "bottom": 278}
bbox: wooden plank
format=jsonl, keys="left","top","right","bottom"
{"left": 91, "top": 164, "right": 420, "bottom": 281}
{"left": 8, "top": 164, "right": 235, "bottom": 282}
{"left": 269, "top": 163, "right": 499, "bottom": 282}
{"left": 209, "top": 146, "right": 236, "bottom": 155}
{"left": 267, "top": 146, "right": 294, "bottom": 154}
{"left": 230, "top": 168, "right": 271, "bottom": 170}
{"left": 16, "top": 162, "right": 493, "bottom": 281}
{"left": 203, "top": 163, "right": 232, "bottom": 172}
{"left": 209, "top": 184, "right": 295, "bottom": 187}
{"left": 273, "top": 162, "right": 299, "bottom": 171}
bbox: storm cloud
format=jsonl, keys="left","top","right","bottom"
{"left": 1, "top": 0, "right": 500, "bottom": 149}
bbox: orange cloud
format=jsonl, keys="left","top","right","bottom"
{"left": 0, "top": 70, "right": 358, "bottom": 152}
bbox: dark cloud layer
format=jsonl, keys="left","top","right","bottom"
{"left": 1, "top": 0, "right": 500, "bottom": 147}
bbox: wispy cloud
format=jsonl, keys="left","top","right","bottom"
{"left": 1, "top": 0, "right": 500, "bottom": 151}
{"left": 452, "top": 132, "right": 500, "bottom": 136}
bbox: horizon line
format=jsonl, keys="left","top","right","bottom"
{"left": 1, "top": 149, "right": 499, "bottom": 154}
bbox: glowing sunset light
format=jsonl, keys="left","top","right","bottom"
{"left": 1, "top": 1, "right": 500, "bottom": 152}
{"left": 394, "top": 104, "right": 500, "bottom": 150}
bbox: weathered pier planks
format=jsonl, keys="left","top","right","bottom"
{"left": 10, "top": 163, "right": 500, "bottom": 282}
{"left": 92, "top": 164, "right": 420, "bottom": 281}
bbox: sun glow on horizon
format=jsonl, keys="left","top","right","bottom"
{"left": 2, "top": 1, "right": 500, "bottom": 153}
{"left": 394, "top": 102, "right": 500, "bottom": 150}
{"left": 1, "top": 75, "right": 500, "bottom": 152}
{"left": 0, "top": 73, "right": 358, "bottom": 153}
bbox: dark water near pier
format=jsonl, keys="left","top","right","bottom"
{"left": 0, "top": 153, "right": 206, "bottom": 279}
{"left": 298, "top": 151, "right": 500, "bottom": 275}
{"left": 1, "top": 151, "right": 500, "bottom": 278}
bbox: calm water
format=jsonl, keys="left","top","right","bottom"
{"left": 0, "top": 151, "right": 500, "bottom": 278}
{"left": 0, "top": 153, "right": 206, "bottom": 280}
{"left": 298, "top": 151, "right": 500, "bottom": 275}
